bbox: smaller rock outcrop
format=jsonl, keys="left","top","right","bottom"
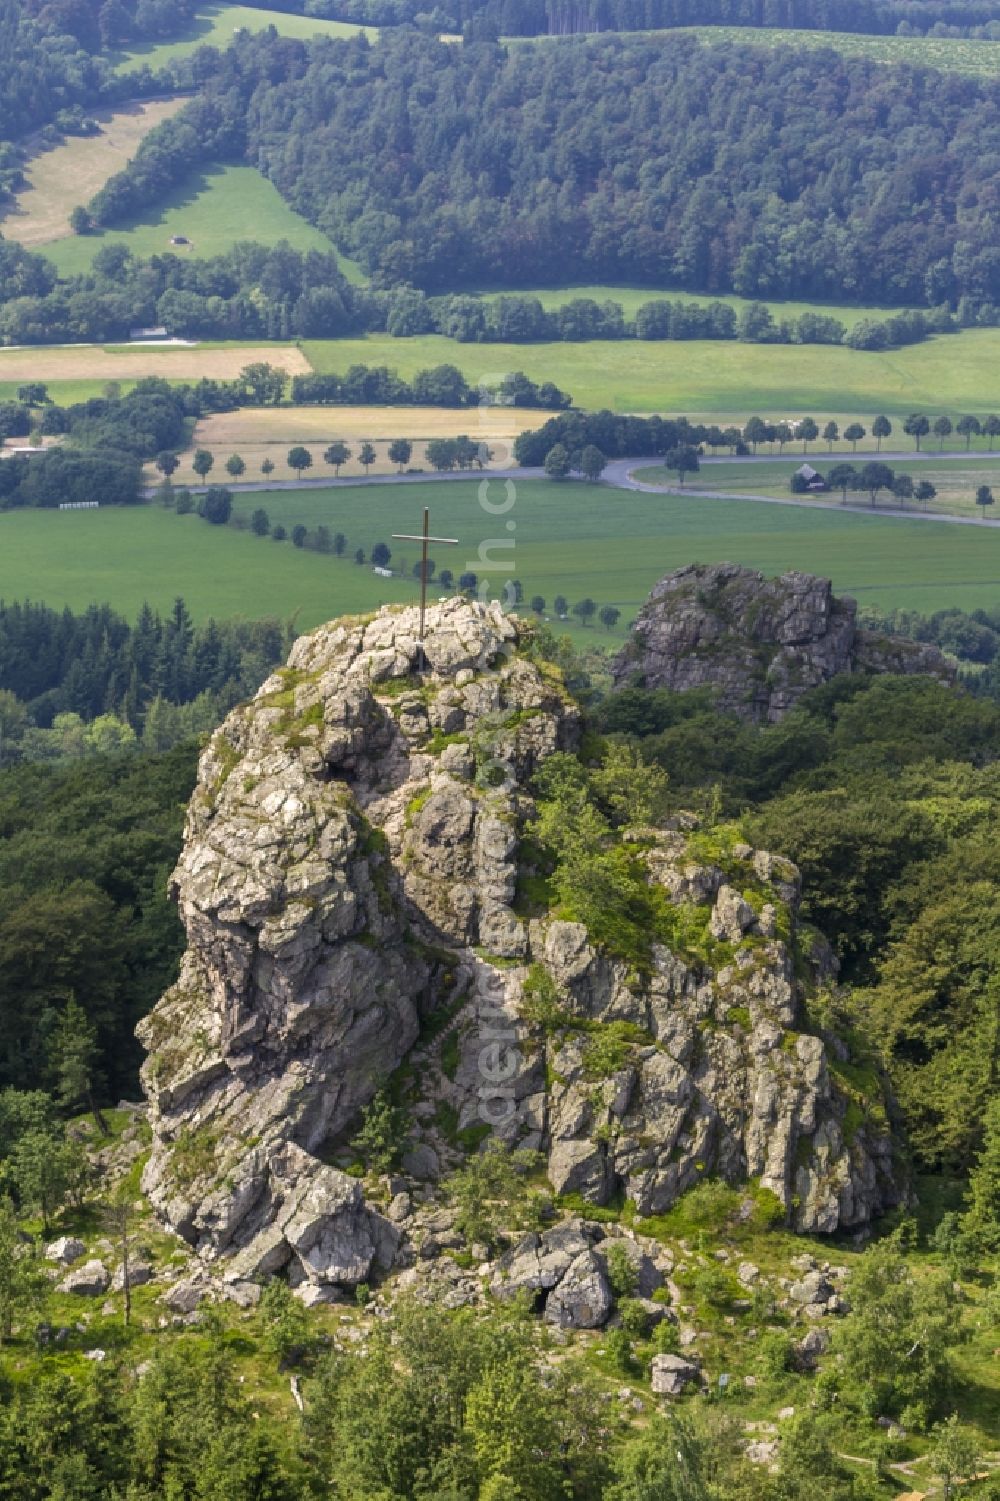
{"left": 650, "top": 1353, "right": 701, "bottom": 1396}
{"left": 613, "top": 563, "right": 953, "bottom": 722}
{"left": 45, "top": 1236, "right": 85, "bottom": 1265}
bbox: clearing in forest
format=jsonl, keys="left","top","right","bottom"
{"left": 113, "top": 2, "right": 376, "bottom": 73}
{"left": 34, "top": 164, "right": 339, "bottom": 278}
{"left": 0, "top": 99, "right": 187, "bottom": 248}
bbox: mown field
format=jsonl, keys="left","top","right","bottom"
{"left": 642, "top": 454, "right": 1000, "bottom": 519}
{"left": 10, "top": 325, "right": 1000, "bottom": 421}
{"left": 303, "top": 329, "right": 1000, "bottom": 419}
{"left": 676, "top": 24, "right": 1000, "bottom": 77}
{"left": 113, "top": 1, "right": 375, "bottom": 72}
{"left": 36, "top": 163, "right": 337, "bottom": 278}
{"left": 9, "top": 481, "right": 1000, "bottom": 633}
{"left": 0, "top": 99, "right": 187, "bottom": 249}
{"left": 0, "top": 341, "right": 308, "bottom": 403}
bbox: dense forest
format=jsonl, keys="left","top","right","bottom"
{"left": 0, "top": 0, "right": 195, "bottom": 142}
{"left": 81, "top": 28, "right": 1000, "bottom": 305}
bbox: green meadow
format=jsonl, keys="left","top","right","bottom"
{"left": 113, "top": 1, "right": 375, "bottom": 73}
{"left": 38, "top": 164, "right": 338, "bottom": 278}
{"left": 303, "top": 328, "right": 1000, "bottom": 419}
{"left": 8, "top": 481, "right": 1000, "bottom": 634}
{"left": 643, "top": 454, "right": 1000, "bottom": 518}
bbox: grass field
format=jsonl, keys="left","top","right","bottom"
{"left": 303, "top": 328, "right": 1000, "bottom": 419}
{"left": 676, "top": 25, "right": 1000, "bottom": 77}
{"left": 158, "top": 404, "right": 550, "bottom": 483}
{"left": 0, "top": 100, "right": 187, "bottom": 249}
{"left": 10, "top": 322, "right": 1000, "bottom": 423}
{"left": 36, "top": 163, "right": 337, "bottom": 278}
{"left": 113, "top": 1, "right": 375, "bottom": 72}
{"left": 642, "top": 455, "right": 1000, "bottom": 519}
{"left": 9, "top": 481, "right": 1000, "bottom": 634}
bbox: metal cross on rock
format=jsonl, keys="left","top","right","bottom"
{"left": 392, "top": 506, "right": 459, "bottom": 648}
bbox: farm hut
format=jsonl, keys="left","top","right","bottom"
{"left": 796, "top": 463, "right": 827, "bottom": 490}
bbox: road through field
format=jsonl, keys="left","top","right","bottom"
{"left": 604, "top": 457, "right": 1000, "bottom": 525}
{"left": 168, "top": 456, "right": 1000, "bottom": 529}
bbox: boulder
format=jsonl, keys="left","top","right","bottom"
{"left": 58, "top": 1260, "right": 110, "bottom": 1296}
{"left": 650, "top": 1353, "right": 701, "bottom": 1396}
{"left": 544, "top": 1250, "right": 612, "bottom": 1330}
{"left": 45, "top": 1236, "right": 85, "bottom": 1265}
{"left": 789, "top": 1270, "right": 834, "bottom": 1306}
{"left": 161, "top": 1279, "right": 207, "bottom": 1314}
{"left": 111, "top": 1261, "right": 154, "bottom": 1292}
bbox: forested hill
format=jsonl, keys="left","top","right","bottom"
{"left": 111, "top": 28, "right": 1000, "bottom": 304}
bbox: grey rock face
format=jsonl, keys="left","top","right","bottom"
{"left": 138, "top": 600, "right": 577, "bottom": 1281}
{"left": 613, "top": 563, "right": 953, "bottom": 722}
{"left": 139, "top": 596, "right": 902, "bottom": 1283}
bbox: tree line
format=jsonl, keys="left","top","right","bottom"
{"left": 0, "top": 597, "right": 290, "bottom": 737}
{"left": 0, "top": 366, "right": 571, "bottom": 510}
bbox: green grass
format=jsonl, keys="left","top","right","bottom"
{"left": 0, "top": 505, "right": 415, "bottom": 627}
{"left": 302, "top": 328, "right": 1000, "bottom": 419}
{"left": 12, "top": 478, "right": 1000, "bottom": 634}
{"left": 644, "top": 454, "right": 1000, "bottom": 518}
{"left": 676, "top": 25, "right": 1000, "bottom": 78}
{"left": 39, "top": 164, "right": 338, "bottom": 277}
{"left": 113, "top": 1, "right": 375, "bottom": 73}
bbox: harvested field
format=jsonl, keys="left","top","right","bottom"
{"left": 0, "top": 343, "right": 310, "bottom": 384}
{"left": 191, "top": 405, "right": 548, "bottom": 444}
{"left": 1, "top": 100, "right": 188, "bottom": 248}
{"left": 158, "top": 407, "right": 550, "bottom": 484}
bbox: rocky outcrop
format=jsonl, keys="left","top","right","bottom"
{"left": 139, "top": 599, "right": 577, "bottom": 1285}
{"left": 612, "top": 563, "right": 953, "bottom": 722}
{"left": 139, "top": 598, "right": 903, "bottom": 1292}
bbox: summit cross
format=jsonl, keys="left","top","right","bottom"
{"left": 392, "top": 505, "right": 459, "bottom": 646}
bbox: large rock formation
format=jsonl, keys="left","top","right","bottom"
{"left": 139, "top": 598, "right": 903, "bottom": 1292}
{"left": 612, "top": 563, "right": 953, "bottom": 722}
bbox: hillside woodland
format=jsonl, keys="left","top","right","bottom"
{"left": 72, "top": 29, "right": 1000, "bottom": 305}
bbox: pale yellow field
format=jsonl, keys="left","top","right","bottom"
{"left": 0, "top": 344, "right": 310, "bottom": 383}
{"left": 155, "top": 406, "right": 551, "bottom": 484}
{"left": 1, "top": 100, "right": 188, "bottom": 247}
{"left": 193, "top": 404, "right": 548, "bottom": 444}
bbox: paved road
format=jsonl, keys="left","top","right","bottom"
{"left": 146, "top": 467, "right": 545, "bottom": 498}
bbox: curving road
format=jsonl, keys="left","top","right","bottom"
{"left": 603, "top": 457, "right": 1000, "bottom": 527}
{"left": 147, "top": 452, "right": 1000, "bottom": 528}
